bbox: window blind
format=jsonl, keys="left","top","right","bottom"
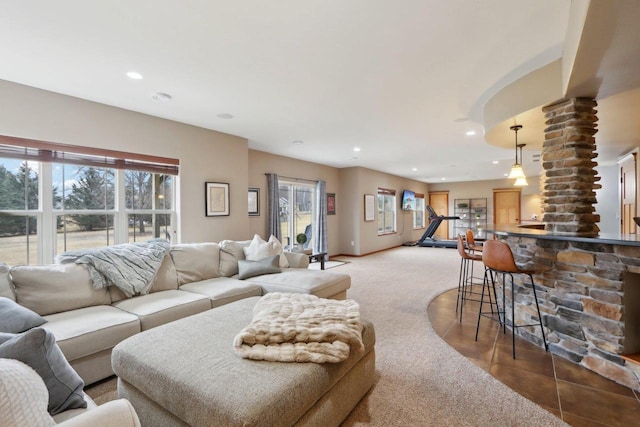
{"left": 0, "top": 135, "right": 179, "bottom": 175}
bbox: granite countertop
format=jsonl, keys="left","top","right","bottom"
{"left": 485, "top": 224, "right": 640, "bottom": 247}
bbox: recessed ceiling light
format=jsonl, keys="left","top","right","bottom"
{"left": 292, "top": 140, "right": 304, "bottom": 145}
{"left": 152, "top": 92, "right": 172, "bottom": 102}
{"left": 217, "top": 113, "right": 234, "bottom": 119}
{"left": 466, "top": 130, "right": 476, "bottom": 136}
{"left": 503, "top": 173, "right": 508, "bottom": 177}
{"left": 353, "top": 147, "right": 361, "bottom": 152}
{"left": 441, "top": 177, "right": 446, "bottom": 181}
{"left": 126, "top": 71, "right": 143, "bottom": 80}
{"left": 492, "top": 160, "right": 499, "bottom": 164}
{"left": 412, "top": 167, "right": 417, "bottom": 172}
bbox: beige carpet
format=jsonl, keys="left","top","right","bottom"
{"left": 87, "top": 246, "right": 567, "bottom": 426}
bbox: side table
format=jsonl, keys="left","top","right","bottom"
{"left": 308, "top": 252, "right": 327, "bottom": 270}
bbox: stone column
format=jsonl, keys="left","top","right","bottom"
{"left": 541, "top": 98, "right": 601, "bottom": 236}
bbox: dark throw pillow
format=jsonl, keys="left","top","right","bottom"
{"left": 0, "top": 296, "right": 47, "bottom": 333}
{"left": 237, "top": 255, "right": 281, "bottom": 280}
{"left": 0, "top": 327, "right": 86, "bottom": 415}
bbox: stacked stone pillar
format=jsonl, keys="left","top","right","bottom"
{"left": 541, "top": 98, "right": 601, "bottom": 236}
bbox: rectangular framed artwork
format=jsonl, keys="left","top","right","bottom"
{"left": 364, "top": 194, "right": 375, "bottom": 221}
{"left": 327, "top": 193, "right": 336, "bottom": 215}
{"left": 205, "top": 182, "right": 230, "bottom": 216}
{"left": 248, "top": 187, "right": 260, "bottom": 216}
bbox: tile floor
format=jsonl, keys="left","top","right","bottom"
{"left": 428, "top": 288, "right": 640, "bottom": 427}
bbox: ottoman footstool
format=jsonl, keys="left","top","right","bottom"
{"left": 112, "top": 296, "right": 376, "bottom": 426}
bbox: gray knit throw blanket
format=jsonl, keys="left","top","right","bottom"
{"left": 56, "top": 239, "right": 170, "bottom": 297}
{"left": 233, "top": 292, "right": 364, "bottom": 363}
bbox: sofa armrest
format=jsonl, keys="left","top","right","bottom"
{"left": 57, "top": 399, "right": 141, "bottom": 427}
{"left": 284, "top": 251, "right": 309, "bottom": 268}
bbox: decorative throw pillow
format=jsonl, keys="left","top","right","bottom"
{"left": 268, "top": 235, "right": 290, "bottom": 268}
{"left": 0, "top": 297, "right": 47, "bottom": 333}
{"left": 0, "top": 358, "right": 55, "bottom": 427}
{"left": 0, "top": 328, "right": 86, "bottom": 415}
{"left": 237, "top": 255, "right": 281, "bottom": 280}
{"left": 219, "top": 240, "right": 251, "bottom": 277}
{"left": 0, "top": 263, "right": 14, "bottom": 300}
{"left": 243, "top": 234, "right": 289, "bottom": 268}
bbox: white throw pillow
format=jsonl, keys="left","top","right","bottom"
{"left": 0, "top": 358, "right": 55, "bottom": 426}
{"left": 243, "top": 235, "right": 289, "bottom": 268}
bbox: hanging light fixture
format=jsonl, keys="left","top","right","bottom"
{"left": 513, "top": 142, "right": 528, "bottom": 186}
{"left": 507, "top": 124, "right": 526, "bottom": 180}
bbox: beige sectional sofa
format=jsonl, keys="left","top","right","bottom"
{"left": 2, "top": 240, "right": 351, "bottom": 386}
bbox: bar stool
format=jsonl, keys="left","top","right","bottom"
{"left": 475, "top": 239, "right": 548, "bottom": 358}
{"left": 456, "top": 234, "right": 493, "bottom": 321}
{"left": 465, "top": 229, "right": 483, "bottom": 253}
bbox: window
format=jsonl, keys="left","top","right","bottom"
{"left": 278, "top": 181, "right": 315, "bottom": 250}
{"left": 413, "top": 193, "right": 425, "bottom": 229}
{"left": 377, "top": 188, "right": 396, "bottom": 235}
{"left": 0, "top": 135, "right": 178, "bottom": 265}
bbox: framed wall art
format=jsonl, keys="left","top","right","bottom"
{"left": 364, "top": 194, "right": 375, "bottom": 221}
{"left": 327, "top": 193, "right": 336, "bottom": 215}
{"left": 205, "top": 182, "right": 229, "bottom": 216}
{"left": 248, "top": 187, "right": 260, "bottom": 216}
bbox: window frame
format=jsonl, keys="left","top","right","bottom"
{"left": 0, "top": 135, "right": 178, "bottom": 265}
{"left": 413, "top": 193, "right": 426, "bottom": 229}
{"left": 377, "top": 187, "right": 396, "bottom": 235}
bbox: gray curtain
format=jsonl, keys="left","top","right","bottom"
{"left": 266, "top": 173, "right": 281, "bottom": 241}
{"left": 313, "top": 180, "right": 328, "bottom": 260}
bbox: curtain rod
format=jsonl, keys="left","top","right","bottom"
{"left": 265, "top": 173, "right": 318, "bottom": 184}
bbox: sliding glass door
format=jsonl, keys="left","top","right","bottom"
{"left": 278, "top": 181, "right": 315, "bottom": 250}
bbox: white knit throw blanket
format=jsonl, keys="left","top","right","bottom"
{"left": 233, "top": 292, "right": 364, "bottom": 363}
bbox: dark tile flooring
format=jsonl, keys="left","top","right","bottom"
{"left": 428, "top": 288, "right": 640, "bottom": 427}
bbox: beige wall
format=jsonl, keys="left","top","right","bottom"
{"left": 428, "top": 177, "right": 542, "bottom": 237}
{"left": 247, "top": 150, "right": 341, "bottom": 255}
{"left": 338, "top": 167, "right": 429, "bottom": 256}
{"left": 0, "top": 79, "right": 249, "bottom": 243}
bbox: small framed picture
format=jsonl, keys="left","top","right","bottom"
{"left": 364, "top": 194, "right": 375, "bottom": 221}
{"left": 248, "top": 187, "right": 260, "bottom": 216}
{"left": 327, "top": 193, "right": 336, "bottom": 215}
{"left": 205, "top": 182, "right": 229, "bottom": 216}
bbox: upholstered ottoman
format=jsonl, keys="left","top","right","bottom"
{"left": 112, "top": 297, "right": 375, "bottom": 427}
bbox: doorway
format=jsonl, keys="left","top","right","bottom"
{"left": 429, "top": 191, "right": 449, "bottom": 239}
{"left": 493, "top": 189, "right": 521, "bottom": 225}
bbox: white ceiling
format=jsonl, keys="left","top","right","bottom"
{"left": 1, "top": 0, "right": 626, "bottom": 183}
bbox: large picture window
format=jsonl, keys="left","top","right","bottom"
{"left": 377, "top": 188, "right": 396, "bottom": 235}
{"left": 0, "top": 135, "right": 178, "bottom": 265}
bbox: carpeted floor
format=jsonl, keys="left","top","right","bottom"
{"left": 87, "top": 246, "right": 567, "bottom": 426}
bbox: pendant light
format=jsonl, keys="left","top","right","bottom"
{"left": 513, "top": 142, "right": 528, "bottom": 186}
{"left": 507, "top": 125, "right": 527, "bottom": 183}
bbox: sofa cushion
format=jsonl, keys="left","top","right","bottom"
{"left": 246, "top": 269, "right": 351, "bottom": 299}
{"left": 42, "top": 305, "right": 141, "bottom": 363}
{"left": 238, "top": 255, "right": 281, "bottom": 280}
{"left": 109, "top": 254, "right": 179, "bottom": 303}
{"left": 219, "top": 239, "right": 251, "bottom": 277}
{"left": 10, "top": 263, "right": 112, "bottom": 316}
{"left": 0, "top": 296, "right": 47, "bottom": 333}
{"left": 112, "top": 290, "right": 210, "bottom": 330}
{"left": 243, "top": 234, "right": 289, "bottom": 268}
{"left": 0, "top": 263, "right": 15, "bottom": 300}
{"left": 180, "top": 277, "right": 263, "bottom": 307}
{"left": 170, "top": 243, "right": 220, "bottom": 285}
{"left": 0, "top": 358, "right": 55, "bottom": 426}
{"left": 0, "top": 328, "right": 87, "bottom": 415}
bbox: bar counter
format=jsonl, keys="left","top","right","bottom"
{"left": 479, "top": 223, "right": 640, "bottom": 391}
{"left": 485, "top": 223, "right": 640, "bottom": 247}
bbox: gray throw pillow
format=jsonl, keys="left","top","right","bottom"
{"left": 0, "top": 297, "right": 47, "bottom": 333}
{"left": 237, "top": 255, "right": 281, "bottom": 280}
{"left": 0, "top": 327, "right": 86, "bottom": 415}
